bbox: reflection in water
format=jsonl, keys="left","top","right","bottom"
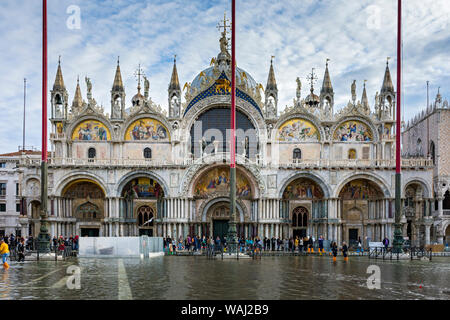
{"left": 0, "top": 256, "right": 449, "bottom": 300}
{"left": 1, "top": 270, "right": 10, "bottom": 300}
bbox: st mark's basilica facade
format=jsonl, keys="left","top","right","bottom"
{"left": 18, "top": 23, "right": 442, "bottom": 247}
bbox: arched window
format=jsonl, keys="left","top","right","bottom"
{"left": 292, "top": 212, "right": 298, "bottom": 227}
{"left": 293, "top": 148, "right": 302, "bottom": 160}
{"left": 348, "top": 149, "right": 357, "bottom": 160}
{"left": 88, "top": 148, "right": 96, "bottom": 159}
{"left": 138, "top": 206, "right": 154, "bottom": 227}
{"left": 430, "top": 141, "right": 435, "bottom": 165}
{"left": 302, "top": 210, "right": 308, "bottom": 227}
{"left": 292, "top": 206, "right": 308, "bottom": 227}
{"left": 444, "top": 190, "right": 450, "bottom": 210}
{"left": 144, "top": 147, "right": 152, "bottom": 159}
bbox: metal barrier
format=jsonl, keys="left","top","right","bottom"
{"left": 368, "top": 246, "right": 433, "bottom": 261}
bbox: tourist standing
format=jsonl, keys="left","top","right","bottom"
{"left": 0, "top": 239, "right": 10, "bottom": 269}
{"left": 294, "top": 236, "right": 299, "bottom": 252}
{"left": 318, "top": 236, "right": 324, "bottom": 255}
{"left": 52, "top": 236, "right": 57, "bottom": 251}
{"left": 17, "top": 238, "right": 25, "bottom": 262}
{"left": 342, "top": 241, "right": 348, "bottom": 262}
{"left": 332, "top": 242, "right": 338, "bottom": 262}
{"left": 304, "top": 236, "right": 309, "bottom": 252}
{"left": 357, "top": 237, "right": 363, "bottom": 253}
{"left": 299, "top": 237, "right": 304, "bottom": 252}
{"left": 383, "top": 237, "right": 389, "bottom": 250}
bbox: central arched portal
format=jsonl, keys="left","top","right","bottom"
{"left": 338, "top": 178, "right": 385, "bottom": 247}
{"left": 192, "top": 165, "right": 256, "bottom": 239}
{"left": 281, "top": 177, "right": 325, "bottom": 239}
{"left": 209, "top": 201, "right": 230, "bottom": 241}
{"left": 121, "top": 176, "right": 165, "bottom": 236}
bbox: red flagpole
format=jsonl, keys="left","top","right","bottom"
{"left": 231, "top": 0, "right": 236, "bottom": 169}
{"left": 42, "top": 0, "right": 47, "bottom": 162}
{"left": 393, "top": 0, "right": 404, "bottom": 253}
{"left": 38, "top": 0, "right": 50, "bottom": 252}
{"left": 396, "top": 0, "right": 401, "bottom": 173}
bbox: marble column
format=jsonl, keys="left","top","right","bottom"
{"left": 425, "top": 224, "right": 431, "bottom": 245}
{"left": 438, "top": 198, "right": 443, "bottom": 217}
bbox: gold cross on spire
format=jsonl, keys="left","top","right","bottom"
{"left": 134, "top": 63, "right": 145, "bottom": 94}
{"left": 217, "top": 11, "right": 231, "bottom": 36}
{"left": 308, "top": 68, "right": 318, "bottom": 92}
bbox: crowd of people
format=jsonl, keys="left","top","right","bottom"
{"left": 162, "top": 234, "right": 339, "bottom": 255}
{"left": 0, "top": 233, "right": 79, "bottom": 265}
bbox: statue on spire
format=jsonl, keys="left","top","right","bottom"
{"left": 144, "top": 76, "right": 150, "bottom": 99}
{"left": 296, "top": 77, "right": 302, "bottom": 100}
{"left": 217, "top": 12, "right": 231, "bottom": 54}
{"left": 351, "top": 80, "right": 356, "bottom": 104}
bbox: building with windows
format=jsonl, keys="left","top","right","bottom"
{"left": 0, "top": 149, "right": 41, "bottom": 237}
{"left": 15, "top": 22, "right": 443, "bottom": 248}
{"left": 402, "top": 89, "right": 450, "bottom": 246}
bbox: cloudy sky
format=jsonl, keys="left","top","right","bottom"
{"left": 0, "top": 0, "right": 448, "bottom": 153}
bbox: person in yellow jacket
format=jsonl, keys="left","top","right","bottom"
{"left": 0, "top": 239, "right": 10, "bottom": 269}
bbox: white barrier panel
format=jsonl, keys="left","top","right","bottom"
{"left": 368, "top": 242, "right": 384, "bottom": 253}
{"left": 79, "top": 237, "right": 163, "bottom": 257}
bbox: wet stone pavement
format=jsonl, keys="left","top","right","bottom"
{"left": 1, "top": 255, "right": 449, "bottom": 300}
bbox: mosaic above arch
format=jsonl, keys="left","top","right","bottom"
{"left": 72, "top": 120, "right": 110, "bottom": 141}
{"left": 125, "top": 118, "right": 170, "bottom": 141}
{"left": 333, "top": 120, "right": 373, "bottom": 142}
{"left": 63, "top": 180, "right": 105, "bottom": 198}
{"left": 277, "top": 118, "right": 320, "bottom": 142}
{"left": 122, "top": 177, "right": 164, "bottom": 199}
{"left": 194, "top": 167, "right": 252, "bottom": 199}
{"left": 339, "top": 179, "right": 383, "bottom": 200}
{"left": 282, "top": 178, "right": 324, "bottom": 200}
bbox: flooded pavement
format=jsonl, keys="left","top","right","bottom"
{"left": 1, "top": 255, "right": 449, "bottom": 300}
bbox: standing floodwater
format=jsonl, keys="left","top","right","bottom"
{"left": 1, "top": 256, "right": 449, "bottom": 300}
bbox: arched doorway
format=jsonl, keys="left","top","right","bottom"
{"left": 281, "top": 177, "right": 325, "bottom": 239}
{"left": 209, "top": 202, "right": 230, "bottom": 241}
{"left": 338, "top": 178, "right": 384, "bottom": 246}
{"left": 292, "top": 206, "right": 308, "bottom": 238}
{"left": 63, "top": 180, "right": 105, "bottom": 237}
{"left": 121, "top": 177, "right": 164, "bottom": 236}
{"left": 193, "top": 165, "right": 254, "bottom": 239}
{"left": 137, "top": 205, "right": 154, "bottom": 236}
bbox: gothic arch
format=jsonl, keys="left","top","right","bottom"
{"left": 120, "top": 113, "right": 173, "bottom": 142}
{"left": 403, "top": 178, "right": 431, "bottom": 198}
{"left": 200, "top": 196, "right": 245, "bottom": 223}
{"left": 116, "top": 171, "right": 169, "bottom": 198}
{"left": 55, "top": 172, "right": 107, "bottom": 197}
{"left": 181, "top": 163, "right": 264, "bottom": 199}
{"left": 331, "top": 116, "right": 379, "bottom": 142}
{"left": 67, "top": 114, "right": 114, "bottom": 141}
{"left": 278, "top": 172, "right": 331, "bottom": 199}
{"left": 273, "top": 113, "right": 324, "bottom": 143}
{"left": 333, "top": 173, "right": 391, "bottom": 198}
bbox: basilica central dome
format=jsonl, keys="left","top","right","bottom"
{"left": 189, "top": 66, "right": 258, "bottom": 95}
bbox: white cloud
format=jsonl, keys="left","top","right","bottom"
{"left": 0, "top": 0, "right": 448, "bottom": 152}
